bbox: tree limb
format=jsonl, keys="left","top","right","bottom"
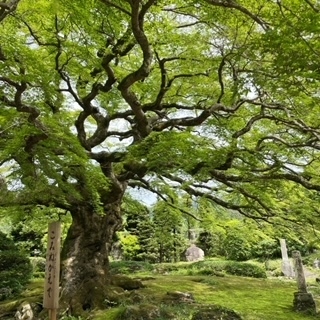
{"left": 203, "top": 0, "right": 270, "bottom": 31}
{"left": 0, "top": 0, "right": 20, "bottom": 23}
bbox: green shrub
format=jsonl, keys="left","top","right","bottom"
{"left": 32, "top": 271, "right": 45, "bottom": 278}
{"left": 170, "top": 260, "right": 266, "bottom": 278}
{"left": 197, "top": 268, "right": 225, "bottom": 277}
{"left": 0, "top": 232, "right": 33, "bottom": 300}
{"left": 189, "top": 260, "right": 228, "bottom": 273}
{"left": 223, "top": 233, "right": 252, "bottom": 261}
{"left": 252, "top": 239, "right": 280, "bottom": 260}
{"left": 224, "top": 261, "right": 266, "bottom": 278}
{"left": 118, "top": 233, "right": 141, "bottom": 261}
{"left": 268, "top": 268, "right": 283, "bottom": 277}
{"left": 197, "top": 231, "right": 223, "bottom": 257}
{"left": 264, "top": 259, "right": 281, "bottom": 271}
{"left": 150, "top": 259, "right": 266, "bottom": 278}
{"left": 10, "top": 222, "right": 46, "bottom": 257}
{"left": 110, "top": 260, "right": 154, "bottom": 274}
{"left": 30, "top": 256, "right": 46, "bottom": 273}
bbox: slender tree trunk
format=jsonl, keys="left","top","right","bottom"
{"left": 159, "top": 243, "right": 163, "bottom": 263}
{"left": 173, "top": 228, "right": 177, "bottom": 263}
{"left": 59, "top": 201, "right": 122, "bottom": 315}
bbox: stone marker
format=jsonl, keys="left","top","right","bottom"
{"left": 185, "top": 244, "right": 204, "bottom": 262}
{"left": 313, "top": 259, "right": 320, "bottom": 269}
{"left": 280, "top": 239, "right": 295, "bottom": 277}
{"left": 15, "top": 302, "right": 33, "bottom": 320}
{"left": 292, "top": 250, "right": 316, "bottom": 314}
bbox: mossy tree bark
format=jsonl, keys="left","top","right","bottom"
{"left": 60, "top": 198, "right": 124, "bottom": 315}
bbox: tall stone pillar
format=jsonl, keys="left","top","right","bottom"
{"left": 279, "top": 239, "right": 294, "bottom": 277}
{"left": 292, "top": 251, "right": 316, "bottom": 314}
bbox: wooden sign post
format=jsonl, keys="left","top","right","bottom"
{"left": 43, "top": 221, "right": 61, "bottom": 320}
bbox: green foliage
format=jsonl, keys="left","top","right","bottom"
{"left": 196, "top": 203, "right": 316, "bottom": 263}
{"left": 128, "top": 131, "right": 232, "bottom": 177}
{"left": 121, "top": 198, "right": 190, "bottom": 264}
{"left": 197, "top": 231, "right": 222, "bottom": 257}
{"left": 121, "top": 197, "right": 158, "bottom": 262}
{"left": 2, "top": 0, "right": 320, "bottom": 314}
{"left": 189, "top": 260, "right": 228, "bottom": 274}
{"left": 30, "top": 256, "right": 46, "bottom": 272}
{"left": 118, "top": 233, "right": 141, "bottom": 261}
{"left": 224, "top": 262, "right": 267, "bottom": 279}
{"left": 189, "top": 260, "right": 267, "bottom": 279}
{"left": 222, "top": 230, "right": 253, "bottom": 261}
{"left": 109, "top": 260, "right": 154, "bottom": 275}
{"left": 152, "top": 201, "right": 189, "bottom": 263}
{"left": 252, "top": 239, "right": 281, "bottom": 261}
{"left": 152, "top": 260, "right": 266, "bottom": 279}
{"left": 30, "top": 256, "right": 46, "bottom": 274}
{"left": 10, "top": 221, "right": 46, "bottom": 256}
{"left": 0, "top": 232, "right": 32, "bottom": 300}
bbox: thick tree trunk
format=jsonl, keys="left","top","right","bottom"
{"left": 59, "top": 201, "right": 122, "bottom": 316}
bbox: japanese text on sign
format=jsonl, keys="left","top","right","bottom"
{"left": 43, "top": 222, "right": 61, "bottom": 309}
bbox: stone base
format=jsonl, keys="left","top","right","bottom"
{"left": 293, "top": 292, "right": 316, "bottom": 314}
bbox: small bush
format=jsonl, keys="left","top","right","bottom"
{"left": 192, "top": 260, "right": 227, "bottom": 270}
{"left": 252, "top": 239, "right": 281, "bottom": 260}
{"left": 197, "top": 268, "right": 225, "bottom": 277}
{"left": 154, "top": 263, "right": 180, "bottom": 274}
{"left": 150, "top": 259, "right": 266, "bottom": 278}
{"left": 268, "top": 268, "right": 283, "bottom": 277}
{"left": 188, "top": 260, "right": 265, "bottom": 278}
{"left": 30, "top": 256, "right": 46, "bottom": 273}
{"left": 223, "top": 233, "right": 252, "bottom": 261}
{"left": 264, "top": 259, "right": 281, "bottom": 271}
{"left": 110, "top": 260, "right": 154, "bottom": 274}
{"left": 197, "top": 231, "right": 223, "bottom": 257}
{"left": 33, "top": 271, "right": 46, "bottom": 278}
{"left": 0, "top": 232, "right": 33, "bottom": 300}
{"left": 10, "top": 222, "right": 46, "bottom": 257}
{"left": 224, "top": 261, "right": 266, "bottom": 278}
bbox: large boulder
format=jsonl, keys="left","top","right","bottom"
{"left": 185, "top": 244, "right": 205, "bottom": 262}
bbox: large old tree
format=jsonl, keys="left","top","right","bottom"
{"left": 1, "top": 0, "right": 320, "bottom": 314}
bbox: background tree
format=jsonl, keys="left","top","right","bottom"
{"left": 0, "top": 231, "right": 32, "bottom": 301}
{"left": 10, "top": 221, "right": 45, "bottom": 256}
{"left": 120, "top": 196, "right": 157, "bottom": 262}
{"left": 0, "top": 0, "right": 20, "bottom": 23}
{"left": 1, "top": 0, "right": 320, "bottom": 315}
{"left": 152, "top": 200, "right": 188, "bottom": 263}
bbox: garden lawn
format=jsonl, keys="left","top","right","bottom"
{"left": 95, "top": 274, "right": 320, "bottom": 320}
{"left": 2, "top": 274, "right": 320, "bottom": 319}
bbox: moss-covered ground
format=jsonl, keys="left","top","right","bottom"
{"left": 2, "top": 261, "right": 320, "bottom": 319}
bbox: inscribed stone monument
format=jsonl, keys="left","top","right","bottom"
{"left": 280, "top": 238, "right": 295, "bottom": 277}
{"left": 313, "top": 259, "right": 320, "bottom": 269}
